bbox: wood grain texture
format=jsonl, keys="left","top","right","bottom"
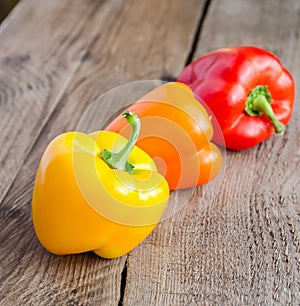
{"left": 123, "top": 0, "right": 300, "bottom": 305}
{"left": 0, "top": 0, "right": 205, "bottom": 305}
{"left": 0, "top": 0, "right": 113, "bottom": 204}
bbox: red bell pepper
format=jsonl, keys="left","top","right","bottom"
{"left": 177, "top": 46, "right": 295, "bottom": 150}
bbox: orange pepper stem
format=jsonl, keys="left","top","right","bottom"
{"left": 101, "top": 110, "right": 140, "bottom": 173}
{"left": 245, "top": 85, "right": 285, "bottom": 134}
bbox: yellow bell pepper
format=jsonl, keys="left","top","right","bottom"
{"left": 32, "top": 111, "right": 169, "bottom": 258}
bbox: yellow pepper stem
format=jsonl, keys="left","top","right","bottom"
{"left": 101, "top": 110, "right": 140, "bottom": 173}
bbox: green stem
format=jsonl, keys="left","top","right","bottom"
{"left": 245, "top": 85, "right": 285, "bottom": 134}
{"left": 101, "top": 110, "right": 140, "bottom": 173}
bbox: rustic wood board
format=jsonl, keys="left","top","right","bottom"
{"left": 124, "top": 0, "right": 300, "bottom": 305}
{"left": 0, "top": 0, "right": 114, "bottom": 204}
{"left": 1, "top": 0, "right": 299, "bottom": 305}
{"left": 0, "top": 0, "right": 205, "bottom": 305}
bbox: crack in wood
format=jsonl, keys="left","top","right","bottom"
{"left": 184, "top": 0, "right": 212, "bottom": 66}
{"left": 118, "top": 258, "right": 128, "bottom": 306}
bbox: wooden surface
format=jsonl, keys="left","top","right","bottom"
{"left": 0, "top": 0, "right": 19, "bottom": 21}
{"left": 0, "top": 0, "right": 299, "bottom": 305}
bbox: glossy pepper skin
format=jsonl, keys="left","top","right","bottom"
{"left": 106, "top": 82, "right": 222, "bottom": 190}
{"left": 32, "top": 112, "right": 169, "bottom": 259}
{"left": 177, "top": 46, "right": 295, "bottom": 150}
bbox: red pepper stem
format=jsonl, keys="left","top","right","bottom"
{"left": 245, "top": 85, "right": 285, "bottom": 134}
{"left": 101, "top": 110, "right": 140, "bottom": 173}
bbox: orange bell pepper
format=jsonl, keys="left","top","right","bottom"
{"left": 106, "top": 82, "right": 222, "bottom": 190}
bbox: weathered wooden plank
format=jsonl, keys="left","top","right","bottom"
{"left": 0, "top": 0, "right": 19, "bottom": 22}
{"left": 124, "top": 0, "right": 300, "bottom": 305}
{"left": 0, "top": 0, "right": 116, "bottom": 205}
{"left": 0, "top": 0, "right": 205, "bottom": 305}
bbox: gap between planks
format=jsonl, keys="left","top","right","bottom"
{"left": 184, "top": 0, "right": 212, "bottom": 66}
